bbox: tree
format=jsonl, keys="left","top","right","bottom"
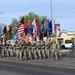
{"left": 10, "top": 12, "right": 49, "bottom": 36}
{"left": 11, "top": 18, "right": 19, "bottom": 31}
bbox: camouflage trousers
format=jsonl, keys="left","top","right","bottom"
{"left": 50, "top": 49, "right": 58, "bottom": 60}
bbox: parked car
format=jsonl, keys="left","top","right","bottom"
{"left": 62, "top": 41, "right": 73, "bottom": 49}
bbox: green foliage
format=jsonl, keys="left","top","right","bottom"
{"left": 10, "top": 12, "right": 49, "bottom": 34}
{"left": 11, "top": 18, "right": 19, "bottom": 31}
{"left": 0, "top": 12, "right": 50, "bottom": 42}
{"left": 5, "top": 32, "right": 13, "bottom": 40}
{"left": 4, "top": 12, "right": 50, "bottom": 41}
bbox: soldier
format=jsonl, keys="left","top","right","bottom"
{"left": 5, "top": 42, "right": 9, "bottom": 57}
{"left": 1, "top": 42, "right": 6, "bottom": 57}
{"left": 48, "top": 39, "right": 52, "bottom": 58}
{"left": 50, "top": 39, "right": 58, "bottom": 60}
{"left": 15, "top": 41, "right": 20, "bottom": 60}
{"left": 56, "top": 41, "right": 62, "bottom": 59}
{"left": 27, "top": 42, "right": 32, "bottom": 59}
{"left": 23, "top": 41, "right": 28, "bottom": 60}
{"left": 36, "top": 40, "right": 41, "bottom": 59}
{"left": 12, "top": 44, "right": 15, "bottom": 57}
{"left": 8, "top": 41, "right": 13, "bottom": 57}
{"left": 19, "top": 40, "right": 25, "bottom": 61}
{"left": 45, "top": 39, "right": 50, "bottom": 58}
{"left": 0, "top": 41, "right": 2, "bottom": 57}
{"left": 41, "top": 40, "right": 45, "bottom": 59}
{"left": 33, "top": 43, "right": 37, "bottom": 59}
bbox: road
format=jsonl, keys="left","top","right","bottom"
{"left": 0, "top": 60, "right": 75, "bottom": 75}
{"left": 0, "top": 49, "right": 75, "bottom": 75}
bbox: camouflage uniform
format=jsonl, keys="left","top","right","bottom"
{"left": 33, "top": 43, "right": 37, "bottom": 59}
{"left": 1, "top": 44, "right": 6, "bottom": 57}
{"left": 56, "top": 41, "right": 62, "bottom": 58}
{"left": 5, "top": 43, "right": 9, "bottom": 57}
{"left": 7, "top": 41, "right": 13, "bottom": 57}
{"left": 48, "top": 39, "right": 52, "bottom": 58}
{"left": 23, "top": 42, "right": 28, "bottom": 60}
{"left": 0, "top": 41, "right": 3, "bottom": 57}
{"left": 0, "top": 42, "right": 2, "bottom": 57}
{"left": 19, "top": 41, "right": 25, "bottom": 60}
{"left": 16, "top": 44, "right": 20, "bottom": 60}
{"left": 27, "top": 42, "right": 32, "bottom": 59}
{"left": 45, "top": 39, "right": 50, "bottom": 58}
{"left": 41, "top": 41, "right": 45, "bottom": 59}
{"left": 50, "top": 40, "right": 58, "bottom": 60}
{"left": 12, "top": 44, "right": 16, "bottom": 57}
{"left": 36, "top": 41, "right": 41, "bottom": 59}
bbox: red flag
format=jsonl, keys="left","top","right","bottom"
{"left": 8, "top": 26, "right": 12, "bottom": 35}
{"left": 35, "top": 18, "right": 40, "bottom": 34}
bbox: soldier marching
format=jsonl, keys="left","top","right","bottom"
{"left": 0, "top": 37, "right": 62, "bottom": 61}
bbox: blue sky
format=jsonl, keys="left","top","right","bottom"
{"left": 0, "top": 0, "right": 75, "bottom": 31}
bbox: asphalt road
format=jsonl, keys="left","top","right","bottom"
{"left": 0, "top": 60, "right": 75, "bottom": 75}
{"left": 0, "top": 49, "right": 75, "bottom": 75}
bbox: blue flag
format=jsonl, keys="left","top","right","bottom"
{"left": 40, "top": 19, "right": 44, "bottom": 33}
{"left": 24, "top": 26, "right": 31, "bottom": 35}
{"left": 0, "top": 28, "right": 3, "bottom": 34}
{"left": 47, "top": 20, "right": 50, "bottom": 39}
{"left": 47, "top": 20, "right": 52, "bottom": 33}
{"left": 47, "top": 20, "right": 50, "bottom": 33}
{"left": 54, "top": 24, "right": 56, "bottom": 34}
{"left": 40, "top": 19, "right": 44, "bottom": 40}
{"left": 13, "top": 30, "right": 18, "bottom": 42}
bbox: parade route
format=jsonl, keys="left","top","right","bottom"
{"left": 0, "top": 49, "right": 75, "bottom": 69}
{"left": 0, "top": 49, "right": 75, "bottom": 75}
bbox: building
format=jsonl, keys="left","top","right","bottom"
{"left": 54, "top": 21, "right": 75, "bottom": 43}
{"left": 58, "top": 30, "right": 75, "bottom": 43}
{"left": 54, "top": 20, "right": 61, "bottom": 32}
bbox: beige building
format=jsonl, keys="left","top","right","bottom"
{"left": 58, "top": 30, "right": 75, "bottom": 43}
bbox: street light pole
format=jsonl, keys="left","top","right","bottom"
{"left": 50, "top": 0, "right": 54, "bottom": 34}
{"left": 51, "top": 0, "right": 53, "bottom": 21}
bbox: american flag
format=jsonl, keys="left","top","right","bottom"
{"left": 18, "top": 24, "right": 24, "bottom": 35}
{"left": 17, "top": 17, "right": 24, "bottom": 35}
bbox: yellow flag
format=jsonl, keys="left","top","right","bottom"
{"left": 55, "top": 35, "right": 58, "bottom": 44}
{"left": 24, "top": 19, "right": 30, "bottom": 28}
{"left": 73, "top": 34, "right": 75, "bottom": 38}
